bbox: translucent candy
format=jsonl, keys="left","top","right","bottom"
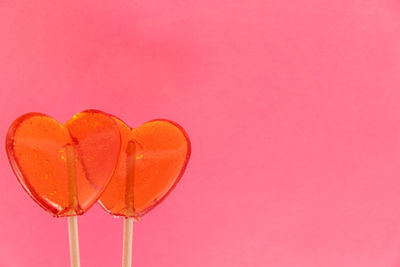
{"left": 5, "top": 110, "right": 121, "bottom": 217}
{"left": 99, "top": 118, "right": 191, "bottom": 219}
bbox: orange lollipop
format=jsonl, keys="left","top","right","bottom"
{"left": 6, "top": 110, "right": 121, "bottom": 267}
{"left": 98, "top": 117, "right": 191, "bottom": 267}
{"left": 99, "top": 118, "right": 191, "bottom": 218}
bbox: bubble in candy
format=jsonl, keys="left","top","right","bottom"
{"left": 99, "top": 117, "right": 191, "bottom": 219}
{"left": 6, "top": 110, "right": 121, "bottom": 217}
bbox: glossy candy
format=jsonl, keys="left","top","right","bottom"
{"left": 6, "top": 110, "right": 121, "bottom": 217}
{"left": 99, "top": 118, "right": 191, "bottom": 219}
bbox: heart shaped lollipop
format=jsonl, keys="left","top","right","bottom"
{"left": 6, "top": 110, "right": 121, "bottom": 217}
{"left": 99, "top": 117, "right": 191, "bottom": 219}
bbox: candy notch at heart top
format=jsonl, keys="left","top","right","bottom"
{"left": 99, "top": 117, "right": 191, "bottom": 219}
{"left": 5, "top": 110, "right": 121, "bottom": 217}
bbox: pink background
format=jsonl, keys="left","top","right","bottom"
{"left": 1, "top": 0, "right": 400, "bottom": 266}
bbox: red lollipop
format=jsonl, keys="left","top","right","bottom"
{"left": 6, "top": 110, "right": 121, "bottom": 267}
{"left": 99, "top": 116, "right": 191, "bottom": 267}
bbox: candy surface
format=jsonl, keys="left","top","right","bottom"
{"left": 6, "top": 110, "right": 121, "bottom": 217}
{"left": 99, "top": 118, "right": 191, "bottom": 219}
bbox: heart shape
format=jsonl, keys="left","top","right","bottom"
{"left": 6, "top": 110, "right": 121, "bottom": 217}
{"left": 99, "top": 117, "right": 191, "bottom": 219}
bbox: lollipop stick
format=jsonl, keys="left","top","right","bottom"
{"left": 66, "top": 145, "right": 81, "bottom": 267}
{"left": 122, "top": 217, "right": 134, "bottom": 267}
{"left": 68, "top": 216, "right": 81, "bottom": 267}
{"left": 123, "top": 141, "right": 136, "bottom": 267}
